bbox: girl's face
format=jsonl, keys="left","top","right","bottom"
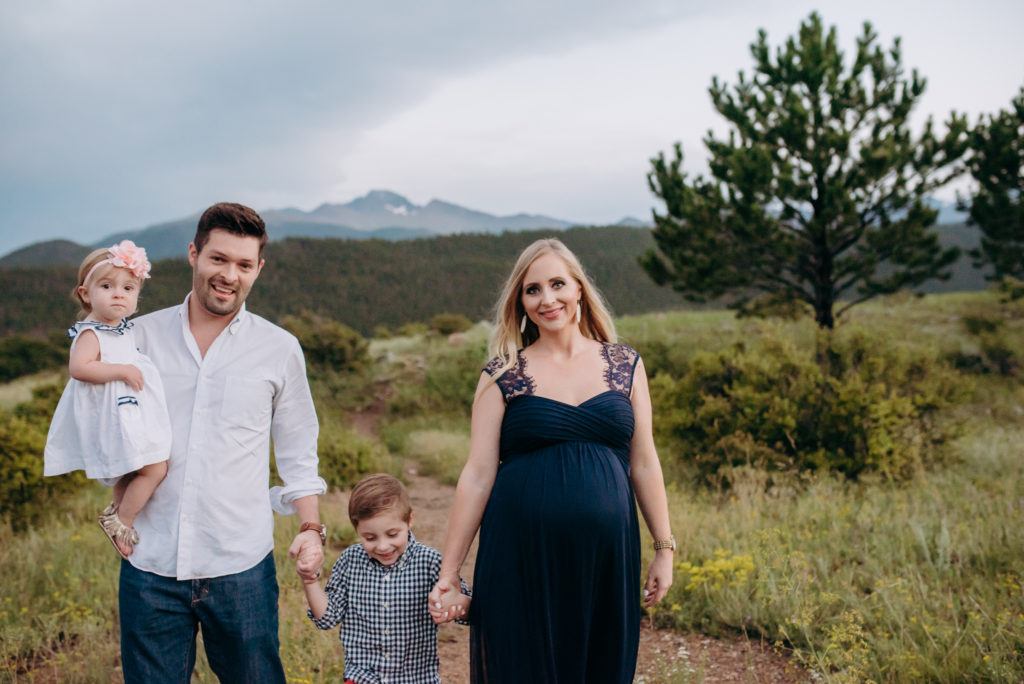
{"left": 78, "top": 267, "right": 140, "bottom": 325}
{"left": 521, "top": 253, "right": 582, "bottom": 335}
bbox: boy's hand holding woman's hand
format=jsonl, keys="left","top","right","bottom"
{"left": 428, "top": 574, "right": 469, "bottom": 625}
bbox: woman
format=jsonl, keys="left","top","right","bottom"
{"left": 429, "top": 238, "right": 674, "bottom": 683}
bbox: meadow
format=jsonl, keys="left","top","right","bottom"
{"left": 2, "top": 291, "right": 1023, "bottom": 682}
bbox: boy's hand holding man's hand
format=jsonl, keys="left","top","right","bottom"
{"left": 290, "top": 532, "right": 324, "bottom": 585}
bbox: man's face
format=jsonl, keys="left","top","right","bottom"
{"left": 188, "top": 229, "right": 264, "bottom": 318}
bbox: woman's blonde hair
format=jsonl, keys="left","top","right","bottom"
{"left": 71, "top": 248, "right": 145, "bottom": 319}
{"left": 488, "top": 238, "right": 616, "bottom": 377}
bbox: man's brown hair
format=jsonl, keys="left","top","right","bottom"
{"left": 193, "top": 202, "right": 269, "bottom": 258}
{"left": 348, "top": 474, "right": 412, "bottom": 526}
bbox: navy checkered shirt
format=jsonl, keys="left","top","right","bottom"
{"left": 309, "top": 532, "right": 470, "bottom": 684}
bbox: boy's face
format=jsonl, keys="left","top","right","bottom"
{"left": 355, "top": 509, "right": 412, "bottom": 566}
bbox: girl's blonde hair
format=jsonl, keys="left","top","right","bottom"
{"left": 488, "top": 238, "right": 616, "bottom": 378}
{"left": 71, "top": 248, "right": 144, "bottom": 319}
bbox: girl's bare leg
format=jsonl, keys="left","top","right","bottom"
{"left": 112, "top": 473, "right": 136, "bottom": 508}
{"left": 111, "top": 461, "right": 168, "bottom": 556}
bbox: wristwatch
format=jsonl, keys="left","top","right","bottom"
{"left": 300, "top": 522, "right": 327, "bottom": 545}
{"left": 653, "top": 535, "right": 676, "bottom": 552}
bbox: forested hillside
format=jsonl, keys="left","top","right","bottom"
{"left": 0, "top": 226, "right": 681, "bottom": 336}
{"left": 0, "top": 223, "right": 986, "bottom": 338}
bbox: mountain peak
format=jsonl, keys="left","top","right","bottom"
{"left": 350, "top": 189, "right": 415, "bottom": 211}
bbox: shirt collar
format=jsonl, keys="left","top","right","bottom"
{"left": 178, "top": 292, "right": 249, "bottom": 335}
{"left": 68, "top": 317, "right": 133, "bottom": 338}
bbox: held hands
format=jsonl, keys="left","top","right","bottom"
{"left": 428, "top": 575, "right": 468, "bottom": 624}
{"left": 289, "top": 530, "right": 325, "bottom": 584}
{"left": 642, "top": 550, "right": 674, "bottom": 608}
{"left": 119, "top": 364, "right": 145, "bottom": 391}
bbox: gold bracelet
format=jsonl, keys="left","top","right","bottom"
{"left": 653, "top": 535, "right": 676, "bottom": 552}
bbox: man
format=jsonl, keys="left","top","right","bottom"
{"left": 123, "top": 202, "right": 327, "bottom": 682}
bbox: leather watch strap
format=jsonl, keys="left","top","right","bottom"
{"left": 300, "top": 521, "right": 326, "bottom": 545}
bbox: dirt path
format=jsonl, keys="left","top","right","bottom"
{"left": 329, "top": 454, "right": 808, "bottom": 683}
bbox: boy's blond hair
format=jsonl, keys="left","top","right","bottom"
{"left": 348, "top": 474, "right": 412, "bottom": 526}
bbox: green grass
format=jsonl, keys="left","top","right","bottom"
{"left": 0, "top": 370, "right": 62, "bottom": 411}
{"left": 641, "top": 420, "right": 1024, "bottom": 682}
{"left": 3, "top": 291, "right": 1024, "bottom": 681}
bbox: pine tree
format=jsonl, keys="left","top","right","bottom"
{"left": 642, "top": 12, "right": 968, "bottom": 328}
{"left": 963, "top": 87, "right": 1024, "bottom": 283}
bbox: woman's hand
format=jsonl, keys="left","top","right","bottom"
{"left": 642, "top": 550, "right": 674, "bottom": 608}
{"left": 428, "top": 575, "right": 464, "bottom": 624}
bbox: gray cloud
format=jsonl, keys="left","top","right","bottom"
{"left": 2, "top": 0, "right": 1021, "bottom": 255}
{"left": 0, "top": 0, "right": 714, "bottom": 252}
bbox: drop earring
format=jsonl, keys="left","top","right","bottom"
{"left": 577, "top": 302, "right": 582, "bottom": 323}
{"left": 520, "top": 315, "right": 528, "bottom": 333}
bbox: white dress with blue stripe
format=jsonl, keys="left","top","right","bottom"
{"left": 44, "top": 319, "right": 171, "bottom": 480}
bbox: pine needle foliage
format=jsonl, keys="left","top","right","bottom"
{"left": 963, "top": 87, "right": 1024, "bottom": 283}
{"left": 643, "top": 12, "right": 969, "bottom": 328}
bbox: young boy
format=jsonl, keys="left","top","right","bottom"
{"left": 300, "top": 473, "right": 470, "bottom": 684}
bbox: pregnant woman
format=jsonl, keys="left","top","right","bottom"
{"left": 429, "top": 238, "right": 674, "bottom": 683}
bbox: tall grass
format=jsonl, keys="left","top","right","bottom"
{"left": 643, "top": 420, "right": 1024, "bottom": 681}
{"left": 3, "top": 291, "right": 1024, "bottom": 681}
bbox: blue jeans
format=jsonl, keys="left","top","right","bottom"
{"left": 119, "top": 552, "right": 286, "bottom": 684}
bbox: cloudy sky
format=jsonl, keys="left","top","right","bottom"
{"left": 1, "top": 0, "right": 1022, "bottom": 256}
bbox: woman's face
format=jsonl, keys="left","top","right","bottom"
{"left": 521, "top": 253, "right": 581, "bottom": 335}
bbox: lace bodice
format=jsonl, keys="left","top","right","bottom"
{"left": 601, "top": 343, "right": 640, "bottom": 395}
{"left": 483, "top": 342, "right": 640, "bottom": 403}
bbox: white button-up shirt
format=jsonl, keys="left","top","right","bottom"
{"left": 129, "top": 295, "right": 326, "bottom": 580}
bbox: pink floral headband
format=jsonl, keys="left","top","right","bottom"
{"left": 83, "top": 240, "right": 152, "bottom": 286}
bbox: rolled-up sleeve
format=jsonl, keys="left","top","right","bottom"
{"left": 270, "top": 337, "right": 327, "bottom": 512}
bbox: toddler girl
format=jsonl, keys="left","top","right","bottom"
{"left": 44, "top": 240, "right": 171, "bottom": 558}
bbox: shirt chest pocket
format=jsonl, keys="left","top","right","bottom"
{"left": 219, "top": 377, "right": 273, "bottom": 431}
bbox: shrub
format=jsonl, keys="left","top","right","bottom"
{"left": 403, "top": 429, "right": 470, "bottom": 486}
{"left": 0, "top": 336, "right": 65, "bottom": 383}
{"left": 385, "top": 340, "right": 487, "bottom": 419}
{"left": 428, "top": 313, "right": 473, "bottom": 336}
{"left": 316, "top": 422, "right": 393, "bottom": 490}
{"left": 395, "top": 322, "right": 429, "bottom": 338}
{"left": 650, "top": 329, "right": 966, "bottom": 483}
{"left": 947, "top": 313, "right": 1021, "bottom": 377}
{"left": 281, "top": 310, "right": 369, "bottom": 372}
{"left": 0, "top": 384, "right": 88, "bottom": 530}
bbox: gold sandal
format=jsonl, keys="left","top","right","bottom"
{"left": 98, "top": 502, "right": 139, "bottom": 559}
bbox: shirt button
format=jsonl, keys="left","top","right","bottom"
{"left": 383, "top": 602, "right": 388, "bottom": 608}
{"left": 384, "top": 628, "right": 389, "bottom": 634}
{"left": 383, "top": 575, "right": 390, "bottom": 581}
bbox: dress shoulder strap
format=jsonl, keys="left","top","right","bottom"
{"left": 601, "top": 342, "right": 640, "bottom": 396}
{"left": 482, "top": 351, "right": 536, "bottom": 403}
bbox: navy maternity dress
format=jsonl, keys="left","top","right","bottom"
{"left": 469, "top": 342, "right": 642, "bottom": 683}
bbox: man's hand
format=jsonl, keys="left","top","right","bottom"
{"left": 289, "top": 530, "right": 324, "bottom": 584}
